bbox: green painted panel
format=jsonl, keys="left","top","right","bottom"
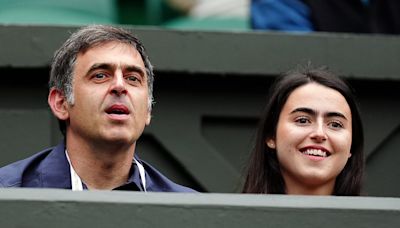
{"left": 0, "top": 189, "right": 399, "bottom": 228}
{"left": 1, "top": 25, "right": 400, "bottom": 80}
{"left": 0, "top": 0, "right": 117, "bottom": 25}
{"left": 164, "top": 17, "right": 249, "bottom": 31}
{"left": 366, "top": 127, "right": 400, "bottom": 197}
{"left": 0, "top": 109, "right": 52, "bottom": 166}
{"left": 136, "top": 134, "right": 204, "bottom": 191}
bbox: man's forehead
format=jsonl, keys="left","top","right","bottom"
{"left": 78, "top": 41, "right": 138, "bottom": 55}
{"left": 76, "top": 41, "right": 145, "bottom": 67}
{"left": 71, "top": 41, "right": 147, "bottom": 81}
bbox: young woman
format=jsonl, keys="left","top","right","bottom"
{"left": 242, "top": 66, "right": 364, "bottom": 195}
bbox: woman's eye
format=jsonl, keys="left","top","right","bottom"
{"left": 329, "top": 121, "right": 344, "bottom": 129}
{"left": 295, "top": 117, "right": 310, "bottom": 124}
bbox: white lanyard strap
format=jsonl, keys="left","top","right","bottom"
{"left": 65, "top": 150, "right": 147, "bottom": 192}
{"left": 65, "top": 150, "right": 84, "bottom": 191}
{"left": 134, "top": 158, "right": 147, "bottom": 192}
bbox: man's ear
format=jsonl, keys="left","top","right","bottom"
{"left": 48, "top": 88, "right": 70, "bottom": 121}
{"left": 266, "top": 138, "right": 276, "bottom": 149}
{"left": 145, "top": 111, "right": 151, "bottom": 126}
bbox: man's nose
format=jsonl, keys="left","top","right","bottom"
{"left": 110, "top": 72, "right": 127, "bottom": 95}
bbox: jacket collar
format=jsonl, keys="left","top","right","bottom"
{"left": 38, "top": 141, "right": 72, "bottom": 189}
{"left": 38, "top": 141, "right": 143, "bottom": 190}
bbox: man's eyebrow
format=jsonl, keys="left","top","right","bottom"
{"left": 86, "top": 63, "right": 146, "bottom": 77}
{"left": 125, "top": 65, "right": 146, "bottom": 77}
{"left": 290, "top": 107, "right": 348, "bottom": 120}
{"left": 86, "top": 63, "right": 115, "bottom": 75}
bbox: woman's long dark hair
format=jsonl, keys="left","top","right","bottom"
{"left": 242, "top": 66, "right": 364, "bottom": 195}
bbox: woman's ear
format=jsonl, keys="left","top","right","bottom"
{"left": 48, "top": 88, "right": 70, "bottom": 121}
{"left": 266, "top": 138, "right": 276, "bottom": 149}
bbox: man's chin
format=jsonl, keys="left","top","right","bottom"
{"left": 103, "top": 134, "right": 136, "bottom": 144}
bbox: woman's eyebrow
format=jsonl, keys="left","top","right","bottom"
{"left": 290, "top": 107, "right": 316, "bottom": 116}
{"left": 326, "top": 111, "right": 347, "bottom": 120}
{"left": 290, "top": 107, "right": 348, "bottom": 120}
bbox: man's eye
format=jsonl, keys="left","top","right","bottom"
{"left": 94, "top": 73, "right": 107, "bottom": 79}
{"left": 126, "top": 76, "right": 139, "bottom": 82}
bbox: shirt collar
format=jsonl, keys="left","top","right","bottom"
{"left": 38, "top": 141, "right": 145, "bottom": 191}
{"left": 114, "top": 160, "right": 143, "bottom": 191}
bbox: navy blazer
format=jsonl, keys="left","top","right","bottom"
{"left": 0, "top": 142, "right": 195, "bottom": 192}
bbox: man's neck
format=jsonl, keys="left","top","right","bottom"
{"left": 65, "top": 135, "right": 136, "bottom": 190}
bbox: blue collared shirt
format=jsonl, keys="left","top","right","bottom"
{"left": 0, "top": 142, "right": 195, "bottom": 192}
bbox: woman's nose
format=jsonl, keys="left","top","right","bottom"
{"left": 310, "top": 122, "right": 327, "bottom": 142}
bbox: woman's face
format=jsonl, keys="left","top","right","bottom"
{"left": 267, "top": 82, "right": 352, "bottom": 195}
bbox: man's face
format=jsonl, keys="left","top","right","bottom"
{"left": 64, "top": 41, "right": 151, "bottom": 146}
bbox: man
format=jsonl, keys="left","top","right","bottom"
{"left": 0, "top": 25, "right": 194, "bottom": 192}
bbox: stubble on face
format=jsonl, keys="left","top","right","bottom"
{"left": 65, "top": 42, "right": 151, "bottom": 150}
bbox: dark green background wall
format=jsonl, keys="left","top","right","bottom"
{"left": 0, "top": 25, "right": 399, "bottom": 196}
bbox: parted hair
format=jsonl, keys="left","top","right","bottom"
{"left": 49, "top": 25, "right": 154, "bottom": 135}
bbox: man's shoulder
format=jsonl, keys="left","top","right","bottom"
{"left": 0, "top": 147, "right": 55, "bottom": 187}
{"left": 138, "top": 159, "right": 197, "bottom": 193}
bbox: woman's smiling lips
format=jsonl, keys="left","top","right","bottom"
{"left": 299, "top": 145, "right": 331, "bottom": 161}
{"left": 105, "top": 104, "right": 130, "bottom": 121}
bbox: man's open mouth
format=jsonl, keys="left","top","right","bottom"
{"left": 105, "top": 105, "right": 130, "bottom": 115}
